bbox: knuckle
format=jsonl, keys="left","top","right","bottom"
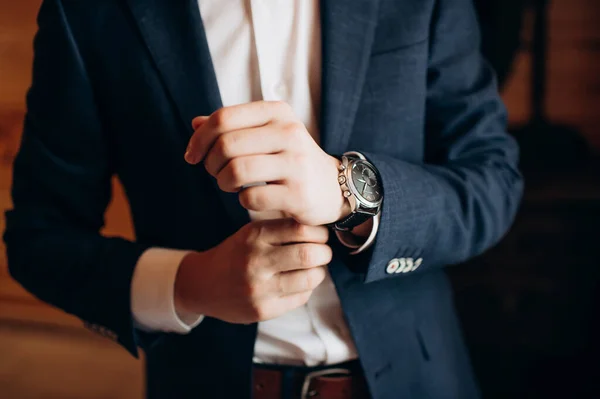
{"left": 243, "top": 221, "right": 258, "bottom": 238}
{"left": 297, "top": 245, "right": 314, "bottom": 267}
{"left": 245, "top": 246, "right": 267, "bottom": 275}
{"left": 240, "top": 188, "right": 267, "bottom": 211}
{"left": 213, "top": 136, "right": 228, "bottom": 159}
{"left": 315, "top": 226, "right": 330, "bottom": 243}
{"left": 210, "top": 108, "right": 229, "bottom": 128}
{"left": 203, "top": 158, "right": 216, "bottom": 176}
{"left": 251, "top": 221, "right": 269, "bottom": 243}
{"left": 240, "top": 223, "right": 258, "bottom": 246}
{"left": 283, "top": 121, "right": 305, "bottom": 139}
{"left": 218, "top": 133, "right": 239, "bottom": 158}
{"left": 293, "top": 222, "right": 314, "bottom": 241}
{"left": 216, "top": 175, "right": 232, "bottom": 192}
{"left": 276, "top": 275, "right": 288, "bottom": 295}
{"left": 293, "top": 221, "right": 308, "bottom": 237}
{"left": 229, "top": 158, "right": 247, "bottom": 184}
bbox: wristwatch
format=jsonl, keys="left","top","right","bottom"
{"left": 332, "top": 151, "right": 383, "bottom": 231}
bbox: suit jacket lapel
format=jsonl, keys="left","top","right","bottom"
{"left": 125, "top": 0, "right": 250, "bottom": 228}
{"left": 320, "top": 0, "right": 380, "bottom": 155}
{"left": 125, "top": 0, "right": 220, "bottom": 133}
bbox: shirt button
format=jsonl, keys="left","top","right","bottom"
{"left": 386, "top": 258, "right": 400, "bottom": 274}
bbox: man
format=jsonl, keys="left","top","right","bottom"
{"left": 4, "top": 0, "right": 523, "bottom": 398}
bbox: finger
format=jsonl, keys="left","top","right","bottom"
{"left": 254, "top": 218, "right": 329, "bottom": 246}
{"left": 278, "top": 290, "right": 313, "bottom": 312}
{"left": 204, "top": 125, "right": 288, "bottom": 177}
{"left": 185, "top": 117, "right": 210, "bottom": 163}
{"left": 191, "top": 115, "right": 210, "bottom": 130}
{"left": 254, "top": 291, "right": 313, "bottom": 321}
{"left": 274, "top": 266, "right": 327, "bottom": 295}
{"left": 216, "top": 154, "right": 289, "bottom": 193}
{"left": 238, "top": 184, "right": 291, "bottom": 214}
{"left": 185, "top": 101, "right": 294, "bottom": 164}
{"left": 269, "top": 243, "right": 333, "bottom": 273}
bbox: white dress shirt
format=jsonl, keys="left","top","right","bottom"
{"left": 131, "top": 0, "right": 379, "bottom": 366}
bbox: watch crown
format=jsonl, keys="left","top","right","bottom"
{"left": 338, "top": 175, "right": 346, "bottom": 184}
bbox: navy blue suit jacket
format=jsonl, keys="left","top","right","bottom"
{"left": 4, "top": 0, "right": 523, "bottom": 397}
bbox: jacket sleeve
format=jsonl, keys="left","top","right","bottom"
{"left": 355, "top": 0, "right": 524, "bottom": 283}
{"left": 3, "top": 0, "right": 148, "bottom": 357}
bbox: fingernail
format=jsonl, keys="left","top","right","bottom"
{"left": 184, "top": 147, "right": 196, "bottom": 164}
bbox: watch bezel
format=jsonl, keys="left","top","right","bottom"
{"left": 345, "top": 159, "right": 383, "bottom": 209}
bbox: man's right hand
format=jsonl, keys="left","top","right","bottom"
{"left": 174, "top": 218, "right": 332, "bottom": 324}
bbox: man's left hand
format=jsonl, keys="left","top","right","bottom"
{"left": 184, "top": 101, "right": 350, "bottom": 226}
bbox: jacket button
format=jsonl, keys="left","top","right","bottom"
{"left": 394, "top": 258, "right": 406, "bottom": 273}
{"left": 412, "top": 258, "right": 423, "bottom": 271}
{"left": 406, "top": 258, "right": 414, "bottom": 271}
{"left": 386, "top": 259, "right": 400, "bottom": 274}
{"left": 401, "top": 258, "right": 414, "bottom": 273}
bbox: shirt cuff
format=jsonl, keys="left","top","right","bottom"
{"left": 131, "top": 248, "right": 204, "bottom": 333}
{"left": 335, "top": 213, "right": 381, "bottom": 255}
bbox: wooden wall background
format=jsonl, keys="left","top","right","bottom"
{"left": 0, "top": 0, "right": 598, "bottom": 397}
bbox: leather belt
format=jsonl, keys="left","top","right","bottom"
{"left": 253, "top": 361, "right": 370, "bottom": 399}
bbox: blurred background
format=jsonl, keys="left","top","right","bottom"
{"left": 0, "top": 0, "right": 598, "bottom": 398}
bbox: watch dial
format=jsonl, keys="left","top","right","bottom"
{"left": 351, "top": 161, "right": 382, "bottom": 203}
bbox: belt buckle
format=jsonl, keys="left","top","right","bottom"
{"left": 301, "top": 367, "right": 351, "bottom": 399}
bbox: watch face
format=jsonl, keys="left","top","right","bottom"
{"left": 350, "top": 161, "right": 382, "bottom": 204}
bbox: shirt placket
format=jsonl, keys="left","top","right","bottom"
{"left": 249, "top": 0, "right": 292, "bottom": 102}
{"left": 249, "top": 0, "right": 332, "bottom": 366}
{"left": 305, "top": 272, "right": 358, "bottom": 364}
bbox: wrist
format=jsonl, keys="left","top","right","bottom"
{"left": 329, "top": 155, "right": 352, "bottom": 222}
{"left": 174, "top": 251, "right": 208, "bottom": 316}
{"left": 329, "top": 152, "right": 383, "bottom": 231}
